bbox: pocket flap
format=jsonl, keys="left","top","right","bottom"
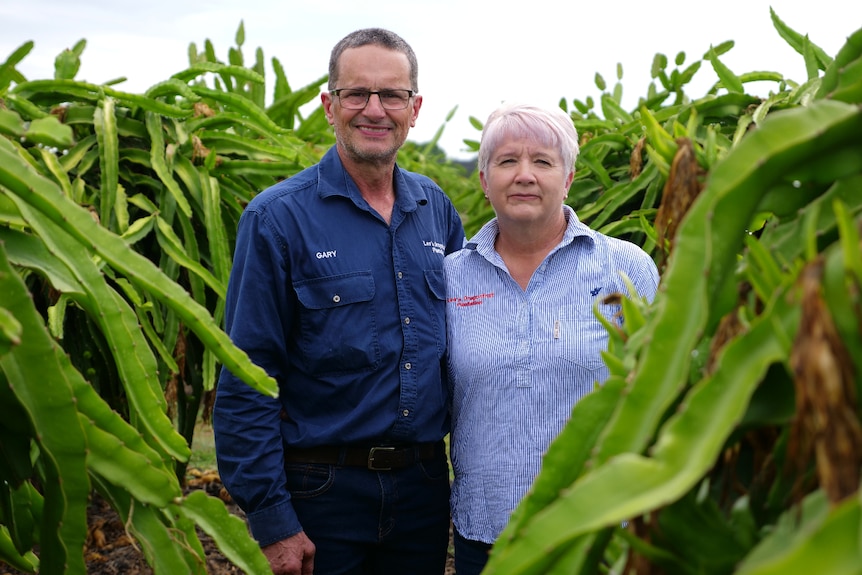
{"left": 424, "top": 269, "right": 446, "bottom": 301}
{"left": 294, "top": 271, "right": 375, "bottom": 310}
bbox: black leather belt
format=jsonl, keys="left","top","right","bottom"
{"left": 284, "top": 442, "right": 439, "bottom": 471}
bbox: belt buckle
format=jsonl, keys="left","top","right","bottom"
{"left": 367, "top": 446, "right": 395, "bottom": 471}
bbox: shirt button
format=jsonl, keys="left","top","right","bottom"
{"left": 332, "top": 294, "right": 341, "bottom": 303}
{"left": 402, "top": 409, "right": 410, "bottom": 417}
{"left": 397, "top": 272, "right": 403, "bottom": 279}
{"left": 404, "top": 317, "right": 410, "bottom": 325}
{"left": 404, "top": 362, "right": 412, "bottom": 370}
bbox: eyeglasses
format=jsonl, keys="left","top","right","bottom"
{"left": 331, "top": 88, "right": 415, "bottom": 110}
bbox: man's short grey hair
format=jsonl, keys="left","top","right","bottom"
{"left": 328, "top": 28, "right": 419, "bottom": 92}
{"left": 478, "top": 103, "right": 579, "bottom": 175}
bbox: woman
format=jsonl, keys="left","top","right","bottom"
{"left": 445, "top": 102, "right": 659, "bottom": 574}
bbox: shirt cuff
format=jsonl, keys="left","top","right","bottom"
{"left": 246, "top": 500, "right": 303, "bottom": 547}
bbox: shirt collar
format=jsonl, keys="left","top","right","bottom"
{"left": 467, "top": 204, "right": 596, "bottom": 258}
{"left": 315, "top": 147, "right": 427, "bottom": 213}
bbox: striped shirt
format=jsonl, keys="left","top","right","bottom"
{"left": 445, "top": 205, "right": 659, "bottom": 543}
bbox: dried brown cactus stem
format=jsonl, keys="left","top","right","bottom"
{"left": 654, "top": 137, "right": 706, "bottom": 269}
{"left": 788, "top": 257, "right": 862, "bottom": 505}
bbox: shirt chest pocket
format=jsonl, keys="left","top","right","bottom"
{"left": 293, "top": 272, "right": 380, "bottom": 375}
{"left": 552, "top": 303, "right": 619, "bottom": 371}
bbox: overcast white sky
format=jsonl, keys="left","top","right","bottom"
{"left": 2, "top": 1, "right": 860, "bottom": 159}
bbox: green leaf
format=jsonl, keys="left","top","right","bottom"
{"left": 0, "top": 41, "right": 33, "bottom": 91}
{"left": 81, "top": 413, "right": 181, "bottom": 506}
{"left": 0, "top": 246, "right": 89, "bottom": 574}
{"left": 24, "top": 115, "right": 75, "bottom": 148}
{"left": 0, "top": 306, "right": 22, "bottom": 356}
{"left": 170, "top": 62, "right": 263, "bottom": 85}
{"left": 94, "top": 97, "right": 119, "bottom": 230}
{"left": 0, "top": 108, "right": 25, "bottom": 137}
{"left": 155, "top": 216, "right": 226, "bottom": 299}
{"left": 736, "top": 491, "right": 862, "bottom": 575}
{"left": 817, "top": 26, "right": 862, "bottom": 101}
{"left": 94, "top": 477, "right": 206, "bottom": 574}
{"left": 0, "top": 525, "right": 38, "bottom": 573}
{"left": 770, "top": 7, "right": 832, "bottom": 70}
{"left": 707, "top": 45, "right": 744, "bottom": 93}
{"left": 0, "top": 227, "right": 84, "bottom": 294}
{"left": 0, "top": 137, "right": 277, "bottom": 399}
{"left": 177, "top": 490, "right": 273, "bottom": 574}
{"left": 53, "top": 41, "right": 85, "bottom": 81}
{"left": 235, "top": 20, "right": 246, "bottom": 47}
{"left": 145, "top": 112, "right": 193, "bottom": 218}
{"left": 594, "top": 72, "right": 607, "bottom": 91}
{"left": 802, "top": 36, "right": 820, "bottom": 81}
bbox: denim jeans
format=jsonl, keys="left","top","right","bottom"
{"left": 285, "top": 446, "right": 450, "bottom": 575}
{"left": 453, "top": 529, "right": 493, "bottom": 575}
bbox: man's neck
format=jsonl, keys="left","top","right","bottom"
{"left": 337, "top": 146, "right": 397, "bottom": 198}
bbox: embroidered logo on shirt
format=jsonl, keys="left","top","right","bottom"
{"left": 423, "top": 240, "right": 445, "bottom": 256}
{"left": 316, "top": 250, "right": 337, "bottom": 259}
{"left": 447, "top": 293, "right": 494, "bottom": 307}
{"left": 590, "top": 287, "right": 601, "bottom": 297}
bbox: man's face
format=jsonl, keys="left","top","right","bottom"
{"left": 322, "top": 45, "right": 422, "bottom": 167}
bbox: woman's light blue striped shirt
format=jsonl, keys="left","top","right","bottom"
{"left": 445, "top": 205, "right": 659, "bottom": 543}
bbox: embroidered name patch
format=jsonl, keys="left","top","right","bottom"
{"left": 423, "top": 240, "right": 445, "bottom": 255}
{"left": 447, "top": 293, "right": 494, "bottom": 307}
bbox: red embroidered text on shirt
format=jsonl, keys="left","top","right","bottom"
{"left": 447, "top": 293, "right": 495, "bottom": 307}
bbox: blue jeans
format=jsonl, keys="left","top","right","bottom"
{"left": 285, "top": 447, "right": 450, "bottom": 575}
{"left": 453, "top": 529, "right": 493, "bottom": 575}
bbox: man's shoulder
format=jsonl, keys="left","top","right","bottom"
{"left": 246, "top": 165, "right": 319, "bottom": 213}
{"left": 402, "top": 169, "right": 437, "bottom": 187}
{"left": 397, "top": 166, "right": 451, "bottom": 202}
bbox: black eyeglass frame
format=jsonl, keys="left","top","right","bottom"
{"left": 330, "top": 88, "right": 416, "bottom": 110}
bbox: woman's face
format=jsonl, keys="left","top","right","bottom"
{"left": 480, "top": 134, "right": 573, "bottom": 229}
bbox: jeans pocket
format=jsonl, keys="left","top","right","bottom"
{"left": 284, "top": 463, "right": 334, "bottom": 499}
{"left": 418, "top": 454, "right": 450, "bottom": 482}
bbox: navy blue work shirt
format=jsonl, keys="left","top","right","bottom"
{"left": 213, "top": 146, "right": 466, "bottom": 546}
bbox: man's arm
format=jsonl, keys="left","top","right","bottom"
{"left": 213, "top": 206, "right": 304, "bottom": 546}
{"left": 444, "top": 198, "right": 466, "bottom": 254}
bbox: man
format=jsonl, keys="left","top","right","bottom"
{"left": 213, "top": 28, "right": 465, "bottom": 575}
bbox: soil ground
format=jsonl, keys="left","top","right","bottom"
{"left": 0, "top": 472, "right": 456, "bottom": 574}
{"left": 1, "top": 422, "right": 456, "bottom": 574}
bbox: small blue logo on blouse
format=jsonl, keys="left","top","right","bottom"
{"left": 590, "top": 287, "right": 601, "bottom": 297}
